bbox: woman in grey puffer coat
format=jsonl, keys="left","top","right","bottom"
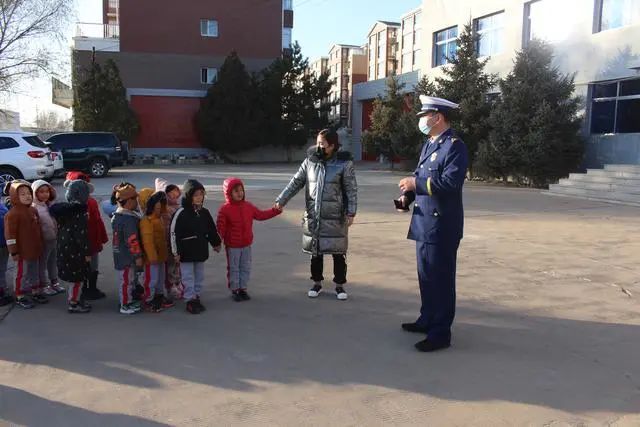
{"left": 276, "top": 129, "right": 357, "bottom": 300}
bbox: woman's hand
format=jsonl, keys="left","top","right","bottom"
{"left": 346, "top": 216, "right": 355, "bottom": 227}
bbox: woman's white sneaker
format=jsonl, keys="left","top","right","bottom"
{"left": 335, "top": 287, "right": 348, "bottom": 301}
{"left": 308, "top": 283, "right": 322, "bottom": 298}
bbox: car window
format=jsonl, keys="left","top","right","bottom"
{"left": 93, "top": 133, "right": 117, "bottom": 147}
{"left": 48, "top": 134, "right": 85, "bottom": 149}
{"left": 0, "top": 137, "right": 19, "bottom": 150}
{"left": 23, "top": 135, "right": 48, "bottom": 149}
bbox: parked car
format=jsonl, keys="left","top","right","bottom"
{"left": 45, "top": 132, "right": 127, "bottom": 178}
{"left": 47, "top": 147, "right": 65, "bottom": 180}
{"left": 0, "top": 131, "right": 55, "bottom": 188}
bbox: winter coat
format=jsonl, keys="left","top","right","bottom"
{"left": 87, "top": 197, "right": 109, "bottom": 255}
{"left": 31, "top": 180, "right": 58, "bottom": 242}
{"left": 49, "top": 203, "right": 90, "bottom": 283}
{"left": 139, "top": 190, "right": 169, "bottom": 264}
{"left": 111, "top": 208, "right": 143, "bottom": 270}
{"left": 0, "top": 203, "right": 7, "bottom": 248}
{"left": 217, "top": 177, "right": 280, "bottom": 248}
{"left": 4, "top": 182, "right": 43, "bottom": 260}
{"left": 170, "top": 179, "right": 221, "bottom": 263}
{"left": 276, "top": 147, "right": 358, "bottom": 255}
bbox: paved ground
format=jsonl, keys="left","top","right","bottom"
{"left": 0, "top": 164, "right": 639, "bottom": 426}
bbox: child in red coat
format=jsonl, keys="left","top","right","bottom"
{"left": 217, "top": 178, "right": 281, "bottom": 301}
{"left": 64, "top": 172, "right": 109, "bottom": 300}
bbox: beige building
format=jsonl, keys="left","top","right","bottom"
{"left": 400, "top": 8, "right": 422, "bottom": 74}
{"left": 416, "top": 0, "right": 640, "bottom": 167}
{"left": 366, "top": 21, "right": 400, "bottom": 81}
{"left": 327, "top": 44, "right": 368, "bottom": 125}
{"left": 309, "top": 56, "right": 328, "bottom": 78}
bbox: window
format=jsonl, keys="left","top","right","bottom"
{"left": 524, "top": 0, "right": 579, "bottom": 43}
{"left": 474, "top": 11, "right": 504, "bottom": 56}
{"left": 590, "top": 78, "right": 640, "bottom": 134}
{"left": 433, "top": 26, "right": 458, "bottom": 67}
{"left": 402, "top": 33, "right": 412, "bottom": 51}
{"left": 402, "top": 52, "right": 412, "bottom": 70}
{"left": 597, "top": 0, "right": 640, "bottom": 31}
{"left": 23, "top": 135, "right": 48, "bottom": 148}
{"left": 282, "top": 28, "right": 292, "bottom": 49}
{"left": 0, "top": 137, "right": 19, "bottom": 150}
{"left": 283, "top": 0, "right": 293, "bottom": 11}
{"left": 414, "top": 29, "right": 421, "bottom": 45}
{"left": 200, "top": 68, "right": 218, "bottom": 84}
{"left": 200, "top": 19, "right": 218, "bottom": 37}
{"left": 413, "top": 49, "right": 420, "bottom": 66}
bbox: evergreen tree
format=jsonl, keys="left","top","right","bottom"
{"left": 434, "top": 22, "right": 498, "bottom": 173}
{"left": 477, "top": 40, "right": 583, "bottom": 187}
{"left": 362, "top": 76, "right": 422, "bottom": 168}
{"left": 74, "top": 59, "right": 138, "bottom": 141}
{"left": 196, "top": 51, "right": 256, "bottom": 154}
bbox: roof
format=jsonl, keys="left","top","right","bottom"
{"left": 0, "top": 130, "right": 36, "bottom": 136}
{"left": 367, "top": 20, "right": 401, "bottom": 37}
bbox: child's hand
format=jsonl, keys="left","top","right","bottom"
{"left": 273, "top": 203, "right": 283, "bottom": 212}
{"left": 174, "top": 255, "right": 180, "bottom": 263}
{"left": 11, "top": 254, "right": 19, "bottom": 262}
{"left": 85, "top": 256, "right": 91, "bottom": 262}
{"left": 135, "top": 257, "right": 143, "bottom": 267}
{"left": 213, "top": 245, "right": 221, "bottom": 253}
{"left": 346, "top": 216, "right": 355, "bottom": 227}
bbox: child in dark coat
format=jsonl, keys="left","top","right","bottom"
{"left": 49, "top": 180, "right": 93, "bottom": 313}
{"left": 170, "top": 179, "right": 221, "bottom": 314}
{"left": 0, "top": 200, "right": 12, "bottom": 306}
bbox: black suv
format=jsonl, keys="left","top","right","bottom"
{"left": 46, "top": 132, "right": 128, "bottom": 178}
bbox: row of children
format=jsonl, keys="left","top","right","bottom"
{"left": 0, "top": 172, "right": 282, "bottom": 315}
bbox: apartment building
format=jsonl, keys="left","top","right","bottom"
{"left": 400, "top": 8, "right": 422, "bottom": 74}
{"left": 367, "top": 21, "right": 401, "bottom": 81}
{"left": 327, "top": 44, "right": 368, "bottom": 126}
{"left": 309, "top": 57, "right": 329, "bottom": 78}
{"left": 73, "top": 0, "right": 293, "bottom": 153}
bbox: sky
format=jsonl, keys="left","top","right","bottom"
{"left": 4, "top": 0, "right": 421, "bottom": 127}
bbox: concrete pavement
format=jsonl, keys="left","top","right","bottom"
{"left": 0, "top": 165, "right": 638, "bottom": 426}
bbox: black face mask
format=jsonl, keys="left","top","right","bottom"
{"left": 316, "top": 146, "right": 327, "bottom": 157}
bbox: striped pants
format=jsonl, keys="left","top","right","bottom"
{"left": 67, "top": 282, "right": 82, "bottom": 303}
{"left": 143, "top": 263, "right": 166, "bottom": 302}
{"left": 116, "top": 266, "right": 136, "bottom": 306}
{"left": 13, "top": 258, "right": 38, "bottom": 297}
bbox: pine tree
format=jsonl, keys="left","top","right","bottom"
{"left": 362, "top": 76, "right": 422, "bottom": 168}
{"left": 434, "top": 22, "right": 498, "bottom": 173}
{"left": 74, "top": 59, "right": 138, "bottom": 141}
{"left": 477, "top": 40, "right": 583, "bottom": 187}
{"left": 196, "top": 51, "right": 256, "bottom": 154}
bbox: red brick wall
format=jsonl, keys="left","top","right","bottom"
{"left": 120, "top": 0, "right": 282, "bottom": 59}
{"left": 130, "top": 96, "right": 202, "bottom": 149}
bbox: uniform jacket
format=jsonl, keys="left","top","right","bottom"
{"left": 276, "top": 147, "right": 358, "bottom": 255}
{"left": 405, "top": 128, "right": 468, "bottom": 244}
{"left": 0, "top": 202, "right": 8, "bottom": 248}
{"left": 49, "top": 203, "right": 90, "bottom": 282}
{"left": 139, "top": 189, "right": 169, "bottom": 264}
{"left": 111, "top": 208, "right": 143, "bottom": 270}
{"left": 31, "top": 180, "right": 58, "bottom": 242}
{"left": 170, "top": 180, "right": 221, "bottom": 263}
{"left": 4, "top": 182, "right": 43, "bottom": 260}
{"left": 217, "top": 177, "right": 280, "bottom": 249}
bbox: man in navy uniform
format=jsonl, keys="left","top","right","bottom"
{"left": 397, "top": 95, "right": 468, "bottom": 352}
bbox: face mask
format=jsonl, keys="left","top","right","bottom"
{"left": 419, "top": 116, "right": 437, "bottom": 136}
{"left": 316, "top": 146, "right": 326, "bottom": 157}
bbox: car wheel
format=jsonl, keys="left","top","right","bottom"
{"left": 0, "top": 168, "right": 22, "bottom": 191}
{"left": 89, "top": 158, "right": 108, "bottom": 178}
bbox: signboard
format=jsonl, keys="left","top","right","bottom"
{"left": 52, "top": 77, "right": 73, "bottom": 109}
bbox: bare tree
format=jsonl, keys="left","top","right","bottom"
{"left": 34, "top": 109, "right": 69, "bottom": 130}
{"left": 0, "top": 0, "right": 72, "bottom": 96}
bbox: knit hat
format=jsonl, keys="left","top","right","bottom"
{"left": 114, "top": 183, "right": 138, "bottom": 203}
{"left": 65, "top": 171, "right": 91, "bottom": 184}
{"left": 31, "top": 180, "right": 57, "bottom": 203}
{"left": 155, "top": 177, "right": 179, "bottom": 195}
{"left": 65, "top": 180, "right": 91, "bottom": 204}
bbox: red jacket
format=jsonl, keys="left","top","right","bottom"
{"left": 88, "top": 197, "right": 109, "bottom": 255}
{"left": 217, "top": 177, "right": 280, "bottom": 248}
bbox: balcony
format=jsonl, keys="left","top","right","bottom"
{"left": 73, "top": 23, "right": 120, "bottom": 52}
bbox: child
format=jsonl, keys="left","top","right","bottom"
{"left": 32, "top": 180, "right": 64, "bottom": 297}
{"left": 4, "top": 181, "right": 45, "bottom": 308}
{"left": 155, "top": 178, "right": 182, "bottom": 299}
{"left": 217, "top": 178, "right": 281, "bottom": 301}
{"left": 111, "top": 183, "right": 144, "bottom": 315}
{"left": 49, "top": 180, "right": 93, "bottom": 313}
{"left": 170, "top": 179, "right": 221, "bottom": 314}
{"left": 64, "top": 172, "right": 109, "bottom": 300}
{"left": 139, "top": 188, "right": 174, "bottom": 312}
{"left": 0, "top": 199, "right": 13, "bottom": 306}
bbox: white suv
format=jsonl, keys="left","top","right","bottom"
{"left": 0, "top": 131, "right": 55, "bottom": 187}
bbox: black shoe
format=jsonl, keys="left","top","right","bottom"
{"left": 85, "top": 271, "right": 106, "bottom": 300}
{"left": 414, "top": 338, "right": 451, "bottom": 352}
{"left": 239, "top": 289, "right": 251, "bottom": 301}
{"left": 232, "top": 291, "right": 243, "bottom": 302}
{"left": 68, "top": 302, "right": 91, "bottom": 314}
{"left": 186, "top": 299, "right": 201, "bottom": 314}
{"left": 195, "top": 296, "right": 206, "bottom": 311}
{"left": 402, "top": 322, "right": 429, "bottom": 333}
{"left": 149, "top": 295, "right": 164, "bottom": 313}
{"left": 31, "top": 294, "right": 48, "bottom": 304}
{"left": 0, "top": 294, "right": 14, "bottom": 307}
{"left": 15, "top": 296, "right": 35, "bottom": 309}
